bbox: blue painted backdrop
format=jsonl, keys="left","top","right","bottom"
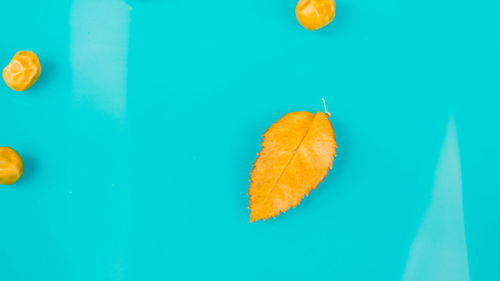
{"left": 0, "top": 0, "right": 499, "bottom": 280}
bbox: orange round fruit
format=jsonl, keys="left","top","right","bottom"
{"left": 3, "top": 51, "right": 42, "bottom": 91}
{"left": 0, "top": 147, "right": 24, "bottom": 185}
{"left": 296, "top": 0, "right": 336, "bottom": 31}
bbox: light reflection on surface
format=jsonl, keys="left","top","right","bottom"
{"left": 403, "top": 117, "right": 469, "bottom": 281}
{"left": 68, "top": 1, "right": 131, "bottom": 280}
{"left": 70, "top": 0, "right": 131, "bottom": 117}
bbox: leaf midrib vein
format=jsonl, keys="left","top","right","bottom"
{"left": 261, "top": 117, "right": 316, "bottom": 206}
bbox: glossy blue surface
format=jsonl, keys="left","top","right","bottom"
{"left": 0, "top": 0, "right": 499, "bottom": 280}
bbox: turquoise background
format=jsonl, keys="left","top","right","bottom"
{"left": 0, "top": 0, "right": 499, "bottom": 280}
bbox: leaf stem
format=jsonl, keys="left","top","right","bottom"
{"left": 322, "top": 98, "right": 331, "bottom": 117}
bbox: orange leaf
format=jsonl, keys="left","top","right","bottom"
{"left": 249, "top": 110, "right": 337, "bottom": 222}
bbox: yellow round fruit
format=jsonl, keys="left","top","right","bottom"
{"left": 0, "top": 147, "right": 24, "bottom": 185}
{"left": 296, "top": 0, "right": 336, "bottom": 31}
{"left": 3, "top": 51, "right": 42, "bottom": 91}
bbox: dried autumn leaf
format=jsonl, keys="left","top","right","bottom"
{"left": 249, "top": 109, "right": 337, "bottom": 222}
